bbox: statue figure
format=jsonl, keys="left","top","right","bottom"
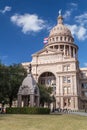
{"left": 59, "top": 9, "right": 62, "bottom": 16}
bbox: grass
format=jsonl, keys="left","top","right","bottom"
{"left": 0, "top": 114, "right": 87, "bottom": 130}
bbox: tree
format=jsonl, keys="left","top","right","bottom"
{"left": 38, "top": 84, "right": 55, "bottom": 108}
{"left": 0, "top": 63, "right": 8, "bottom": 104}
{"left": 0, "top": 63, "right": 27, "bottom": 107}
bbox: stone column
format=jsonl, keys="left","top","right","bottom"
{"left": 73, "top": 75, "right": 78, "bottom": 110}
{"left": 60, "top": 76, "right": 63, "bottom": 96}
{"left": 30, "top": 94, "right": 34, "bottom": 107}
{"left": 60, "top": 76, "right": 63, "bottom": 109}
{"left": 56, "top": 76, "right": 60, "bottom": 95}
{"left": 71, "top": 97, "right": 75, "bottom": 110}
{"left": 73, "top": 47, "right": 75, "bottom": 58}
{"left": 17, "top": 94, "right": 22, "bottom": 107}
{"left": 56, "top": 76, "right": 60, "bottom": 108}
{"left": 71, "top": 76, "right": 74, "bottom": 95}
{"left": 69, "top": 46, "right": 71, "bottom": 57}
{"left": 61, "top": 97, "right": 63, "bottom": 109}
{"left": 74, "top": 75, "right": 78, "bottom": 95}
{"left": 75, "top": 97, "right": 78, "bottom": 110}
{"left": 58, "top": 45, "right": 60, "bottom": 51}
{"left": 76, "top": 48, "right": 78, "bottom": 59}
{"left": 64, "top": 45, "right": 66, "bottom": 55}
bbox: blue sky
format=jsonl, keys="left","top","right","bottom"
{"left": 0, "top": 0, "right": 87, "bottom": 67}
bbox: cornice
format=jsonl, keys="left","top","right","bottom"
{"left": 32, "top": 59, "right": 79, "bottom": 67}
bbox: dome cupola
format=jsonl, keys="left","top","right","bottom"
{"left": 44, "top": 10, "right": 78, "bottom": 59}
{"left": 49, "top": 10, "right": 72, "bottom": 39}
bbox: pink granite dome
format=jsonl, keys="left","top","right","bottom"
{"left": 49, "top": 15, "right": 72, "bottom": 37}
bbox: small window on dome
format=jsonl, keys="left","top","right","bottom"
{"left": 71, "top": 38, "right": 73, "bottom": 42}
{"left": 53, "top": 38, "right": 54, "bottom": 41}
{"left": 64, "top": 37, "right": 66, "bottom": 41}
{"left": 68, "top": 37, "right": 70, "bottom": 41}
{"left": 55, "top": 45, "right": 58, "bottom": 49}
{"left": 50, "top": 46, "right": 53, "bottom": 49}
{"left": 56, "top": 37, "right": 58, "bottom": 41}
{"left": 60, "top": 37, "right": 62, "bottom": 41}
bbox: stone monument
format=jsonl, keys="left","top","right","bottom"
{"left": 17, "top": 64, "right": 40, "bottom": 107}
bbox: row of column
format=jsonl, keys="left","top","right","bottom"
{"left": 49, "top": 45, "right": 77, "bottom": 58}
{"left": 18, "top": 94, "right": 39, "bottom": 107}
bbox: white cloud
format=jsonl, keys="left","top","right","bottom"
{"left": 84, "top": 63, "right": 87, "bottom": 67}
{"left": 66, "top": 24, "right": 87, "bottom": 40}
{"left": 70, "top": 3, "right": 78, "bottom": 7}
{"left": 63, "top": 2, "right": 78, "bottom": 20}
{"left": 68, "top": 12, "right": 87, "bottom": 40}
{"left": 63, "top": 10, "right": 71, "bottom": 19}
{"left": 0, "top": 6, "right": 11, "bottom": 14}
{"left": 75, "top": 12, "right": 87, "bottom": 26}
{"left": 11, "top": 13, "right": 48, "bottom": 34}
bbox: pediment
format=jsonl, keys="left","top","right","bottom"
{"left": 32, "top": 48, "right": 57, "bottom": 56}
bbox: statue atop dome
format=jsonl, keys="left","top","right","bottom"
{"left": 58, "top": 9, "right": 63, "bottom": 24}
{"left": 59, "top": 9, "right": 62, "bottom": 16}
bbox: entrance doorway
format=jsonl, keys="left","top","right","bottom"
{"left": 38, "top": 72, "right": 56, "bottom": 109}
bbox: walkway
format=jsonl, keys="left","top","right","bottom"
{"left": 70, "top": 111, "right": 87, "bottom": 116}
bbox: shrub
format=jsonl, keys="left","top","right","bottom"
{"left": 6, "top": 107, "right": 50, "bottom": 114}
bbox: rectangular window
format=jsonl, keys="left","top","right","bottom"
{"left": 67, "top": 77, "right": 71, "bottom": 83}
{"left": 63, "top": 86, "right": 71, "bottom": 95}
{"left": 82, "top": 83, "right": 87, "bottom": 89}
{"left": 63, "top": 87, "right": 67, "bottom": 94}
{"left": 67, "top": 65, "right": 70, "bottom": 71}
{"left": 84, "top": 92, "right": 87, "bottom": 97}
{"left": 81, "top": 72, "right": 86, "bottom": 78}
{"left": 84, "top": 83, "right": 87, "bottom": 88}
{"left": 63, "top": 76, "right": 71, "bottom": 83}
{"left": 63, "top": 65, "right": 70, "bottom": 71}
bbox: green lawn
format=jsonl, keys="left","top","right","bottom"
{"left": 0, "top": 114, "right": 87, "bottom": 130}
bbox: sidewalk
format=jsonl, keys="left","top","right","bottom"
{"left": 70, "top": 111, "right": 87, "bottom": 116}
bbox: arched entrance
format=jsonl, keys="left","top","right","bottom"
{"left": 38, "top": 72, "right": 56, "bottom": 110}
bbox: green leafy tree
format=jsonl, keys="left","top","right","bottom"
{"left": 0, "top": 63, "right": 27, "bottom": 107}
{"left": 38, "top": 84, "right": 55, "bottom": 108}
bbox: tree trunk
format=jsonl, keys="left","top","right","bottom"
{"left": 9, "top": 97, "right": 13, "bottom": 107}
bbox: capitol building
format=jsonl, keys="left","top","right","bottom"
{"left": 22, "top": 12, "right": 87, "bottom": 110}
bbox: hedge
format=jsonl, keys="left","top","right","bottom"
{"left": 6, "top": 107, "right": 50, "bottom": 114}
